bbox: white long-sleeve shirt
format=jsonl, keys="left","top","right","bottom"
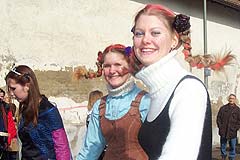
{"left": 136, "top": 50, "right": 211, "bottom": 160}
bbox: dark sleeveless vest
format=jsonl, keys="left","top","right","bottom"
{"left": 99, "top": 91, "right": 148, "bottom": 160}
{"left": 138, "top": 75, "right": 212, "bottom": 160}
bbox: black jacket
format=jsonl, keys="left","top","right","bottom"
{"left": 217, "top": 103, "right": 240, "bottom": 139}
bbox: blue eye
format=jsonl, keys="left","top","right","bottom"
{"left": 151, "top": 31, "right": 161, "bottom": 37}
{"left": 134, "top": 31, "right": 144, "bottom": 38}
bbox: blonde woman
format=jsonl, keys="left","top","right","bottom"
{"left": 86, "top": 90, "right": 103, "bottom": 127}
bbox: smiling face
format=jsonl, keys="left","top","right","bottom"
{"left": 7, "top": 78, "right": 29, "bottom": 103}
{"left": 133, "top": 14, "right": 178, "bottom": 66}
{"left": 103, "top": 51, "right": 130, "bottom": 89}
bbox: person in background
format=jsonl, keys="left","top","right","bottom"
{"left": 129, "top": 3, "right": 219, "bottom": 160}
{"left": 85, "top": 90, "right": 104, "bottom": 160}
{"left": 0, "top": 88, "right": 17, "bottom": 160}
{"left": 8, "top": 103, "right": 17, "bottom": 123}
{"left": 5, "top": 65, "right": 72, "bottom": 160}
{"left": 4, "top": 94, "right": 18, "bottom": 160}
{"left": 76, "top": 44, "right": 150, "bottom": 160}
{"left": 4, "top": 95, "right": 17, "bottom": 122}
{"left": 217, "top": 94, "right": 240, "bottom": 160}
{"left": 86, "top": 90, "right": 103, "bottom": 127}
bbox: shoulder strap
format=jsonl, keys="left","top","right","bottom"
{"left": 167, "top": 75, "right": 209, "bottom": 107}
{"left": 99, "top": 95, "right": 107, "bottom": 118}
{"left": 130, "top": 90, "right": 147, "bottom": 108}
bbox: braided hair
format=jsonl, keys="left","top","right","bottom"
{"left": 73, "top": 44, "right": 132, "bottom": 79}
{"left": 131, "top": 4, "right": 235, "bottom": 74}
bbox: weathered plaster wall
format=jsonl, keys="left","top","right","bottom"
{"left": 1, "top": 0, "right": 239, "bottom": 96}
{"left": 0, "top": 0, "right": 144, "bottom": 85}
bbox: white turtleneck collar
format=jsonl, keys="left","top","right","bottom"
{"left": 136, "top": 50, "right": 188, "bottom": 95}
{"left": 135, "top": 50, "right": 190, "bottom": 121}
{"left": 106, "top": 76, "right": 135, "bottom": 97}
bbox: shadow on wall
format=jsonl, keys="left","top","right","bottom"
{"left": 131, "top": 0, "right": 240, "bottom": 29}
{"left": 212, "top": 96, "right": 224, "bottom": 146}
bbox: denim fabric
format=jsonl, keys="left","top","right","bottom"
{"left": 220, "top": 137, "right": 237, "bottom": 159}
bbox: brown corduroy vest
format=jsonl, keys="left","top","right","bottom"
{"left": 99, "top": 91, "right": 148, "bottom": 160}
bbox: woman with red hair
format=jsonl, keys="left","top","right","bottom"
{"left": 130, "top": 4, "right": 216, "bottom": 160}
{"left": 77, "top": 44, "right": 150, "bottom": 160}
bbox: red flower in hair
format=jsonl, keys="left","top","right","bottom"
{"left": 183, "top": 43, "right": 192, "bottom": 50}
{"left": 124, "top": 46, "right": 132, "bottom": 56}
{"left": 183, "top": 50, "right": 190, "bottom": 58}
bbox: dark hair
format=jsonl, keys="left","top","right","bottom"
{"left": 0, "top": 88, "right": 5, "bottom": 96}
{"left": 9, "top": 103, "right": 17, "bottom": 117}
{"left": 229, "top": 94, "right": 236, "bottom": 98}
{"left": 5, "top": 65, "right": 41, "bottom": 126}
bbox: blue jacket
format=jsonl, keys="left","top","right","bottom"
{"left": 18, "top": 96, "right": 71, "bottom": 160}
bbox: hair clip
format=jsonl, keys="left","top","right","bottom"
{"left": 10, "top": 64, "right": 22, "bottom": 76}
{"left": 124, "top": 46, "right": 132, "bottom": 56}
{"left": 173, "top": 14, "right": 191, "bottom": 33}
